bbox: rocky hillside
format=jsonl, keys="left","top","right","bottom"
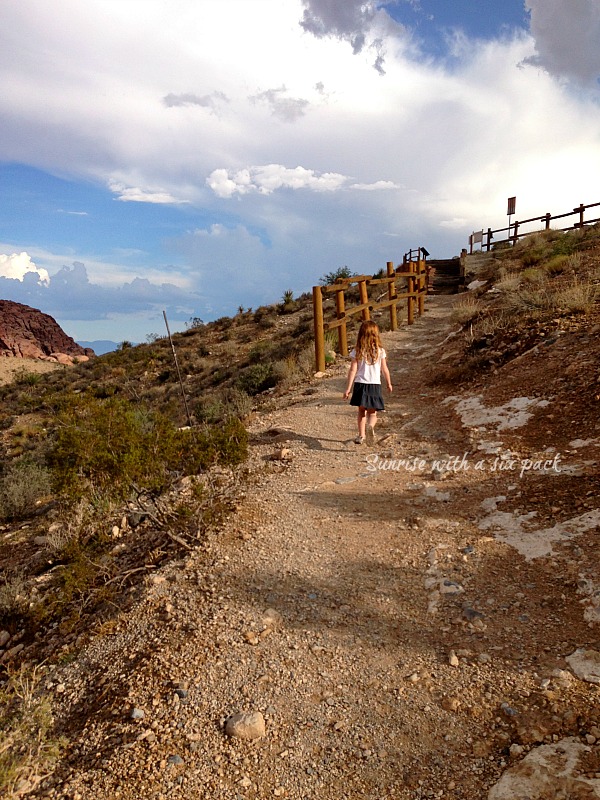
{"left": 0, "top": 300, "right": 94, "bottom": 362}
{"left": 0, "top": 225, "right": 599, "bottom": 799}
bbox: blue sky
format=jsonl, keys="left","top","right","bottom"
{"left": 1, "top": 0, "right": 600, "bottom": 343}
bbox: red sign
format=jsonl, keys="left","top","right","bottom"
{"left": 507, "top": 196, "right": 516, "bottom": 216}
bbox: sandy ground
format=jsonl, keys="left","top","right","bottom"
{"left": 0, "top": 358, "right": 64, "bottom": 385}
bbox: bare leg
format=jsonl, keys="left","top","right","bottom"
{"left": 366, "top": 410, "right": 377, "bottom": 444}
{"left": 357, "top": 407, "right": 367, "bottom": 439}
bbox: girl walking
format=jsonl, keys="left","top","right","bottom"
{"left": 343, "top": 320, "right": 392, "bottom": 444}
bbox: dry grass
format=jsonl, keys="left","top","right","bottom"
{"left": 451, "top": 294, "right": 481, "bottom": 325}
{"left": 0, "top": 663, "right": 65, "bottom": 798}
{"left": 554, "top": 275, "right": 598, "bottom": 313}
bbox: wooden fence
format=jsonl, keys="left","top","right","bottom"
{"left": 312, "top": 249, "right": 428, "bottom": 372}
{"left": 469, "top": 200, "right": 600, "bottom": 253}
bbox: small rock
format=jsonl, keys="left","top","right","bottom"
{"left": 2, "top": 643, "right": 24, "bottom": 661}
{"left": 565, "top": 648, "right": 600, "bottom": 684}
{"left": 462, "top": 606, "right": 485, "bottom": 622}
{"left": 441, "top": 696, "right": 461, "bottom": 712}
{"left": 167, "top": 754, "right": 184, "bottom": 766}
{"left": 0, "top": 631, "right": 10, "bottom": 648}
{"left": 225, "top": 711, "right": 266, "bottom": 741}
{"left": 131, "top": 708, "right": 145, "bottom": 720}
{"left": 440, "top": 580, "right": 464, "bottom": 595}
{"left": 448, "top": 651, "right": 459, "bottom": 667}
{"left": 262, "top": 608, "right": 283, "bottom": 630}
{"left": 272, "top": 448, "right": 292, "bottom": 461}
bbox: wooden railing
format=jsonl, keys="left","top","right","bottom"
{"left": 312, "top": 249, "right": 428, "bottom": 372}
{"left": 469, "top": 201, "right": 600, "bottom": 253}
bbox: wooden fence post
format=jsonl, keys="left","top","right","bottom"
{"left": 387, "top": 261, "right": 398, "bottom": 331}
{"left": 512, "top": 220, "right": 519, "bottom": 245}
{"left": 574, "top": 203, "right": 585, "bottom": 228}
{"left": 407, "top": 260, "right": 415, "bottom": 325}
{"left": 544, "top": 213, "right": 551, "bottom": 230}
{"left": 312, "top": 285, "right": 325, "bottom": 372}
{"left": 358, "top": 279, "right": 370, "bottom": 321}
{"left": 335, "top": 288, "right": 348, "bottom": 356}
{"left": 418, "top": 259, "right": 426, "bottom": 316}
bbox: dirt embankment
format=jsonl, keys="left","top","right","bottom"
{"left": 14, "top": 294, "right": 600, "bottom": 800}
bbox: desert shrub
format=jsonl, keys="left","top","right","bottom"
{"left": 0, "top": 461, "right": 52, "bottom": 521}
{"left": 195, "top": 388, "right": 252, "bottom": 424}
{"left": 0, "top": 572, "right": 29, "bottom": 621}
{"left": 212, "top": 316, "right": 232, "bottom": 331}
{"left": 495, "top": 268, "right": 521, "bottom": 293}
{"left": 293, "top": 316, "right": 312, "bottom": 338}
{"left": 248, "top": 341, "right": 272, "bottom": 364}
{"left": 236, "top": 363, "right": 277, "bottom": 395}
{"left": 521, "top": 267, "right": 544, "bottom": 284}
{"left": 451, "top": 294, "right": 481, "bottom": 325}
{"left": 320, "top": 266, "right": 354, "bottom": 286}
{"left": 258, "top": 314, "right": 277, "bottom": 329}
{"left": 46, "top": 394, "right": 247, "bottom": 501}
{"left": 0, "top": 664, "right": 65, "bottom": 798}
{"left": 555, "top": 276, "right": 598, "bottom": 314}
{"left": 14, "top": 371, "right": 43, "bottom": 387}
{"left": 297, "top": 343, "right": 317, "bottom": 375}
{"left": 543, "top": 254, "right": 569, "bottom": 275}
{"left": 271, "top": 357, "right": 301, "bottom": 387}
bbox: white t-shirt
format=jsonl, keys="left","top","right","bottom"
{"left": 350, "top": 347, "right": 386, "bottom": 384}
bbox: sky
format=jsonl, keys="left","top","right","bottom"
{"left": 1, "top": 0, "right": 600, "bottom": 343}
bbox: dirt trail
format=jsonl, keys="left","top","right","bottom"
{"left": 47, "top": 296, "right": 600, "bottom": 800}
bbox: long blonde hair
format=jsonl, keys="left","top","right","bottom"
{"left": 355, "top": 320, "right": 382, "bottom": 364}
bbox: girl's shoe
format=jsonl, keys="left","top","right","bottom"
{"left": 366, "top": 426, "right": 375, "bottom": 445}
{"left": 353, "top": 435, "right": 365, "bottom": 444}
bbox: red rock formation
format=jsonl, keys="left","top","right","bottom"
{"left": 0, "top": 300, "right": 95, "bottom": 361}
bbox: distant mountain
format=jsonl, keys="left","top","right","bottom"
{"left": 77, "top": 340, "right": 120, "bottom": 355}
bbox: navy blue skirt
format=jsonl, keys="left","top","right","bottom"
{"left": 350, "top": 382, "right": 384, "bottom": 411}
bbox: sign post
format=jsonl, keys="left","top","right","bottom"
{"left": 507, "top": 196, "right": 516, "bottom": 241}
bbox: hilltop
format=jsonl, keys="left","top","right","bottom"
{"left": 0, "top": 226, "right": 599, "bottom": 799}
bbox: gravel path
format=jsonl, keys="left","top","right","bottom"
{"left": 40, "top": 296, "right": 600, "bottom": 800}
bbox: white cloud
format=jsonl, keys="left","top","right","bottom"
{"left": 108, "top": 181, "right": 187, "bottom": 204}
{"left": 207, "top": 165, "right": 348, "bottom": 198}
{"left": 524, "top": 0, "right": 600, "bottom": 86}
{"left": 350, "top": 180, "right": 403, "bottom": 191}
{"left": 0, "top": 252, "right": 49, "bottom": 284}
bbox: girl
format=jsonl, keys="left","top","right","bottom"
{"left": 343, "top": 320, "right": 392, "bottom": 444}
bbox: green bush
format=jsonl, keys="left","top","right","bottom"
{"left": 236, "top": 363, "right": 277, "bottom": 396}
{"left": 194, "top": 389, "right": 252, "bottom": 425}
{"left": 47, "top": 394, "right": 248, "bottom": 501}
{"left": 320, "top": 266, "right": 354, "bottom": 286}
